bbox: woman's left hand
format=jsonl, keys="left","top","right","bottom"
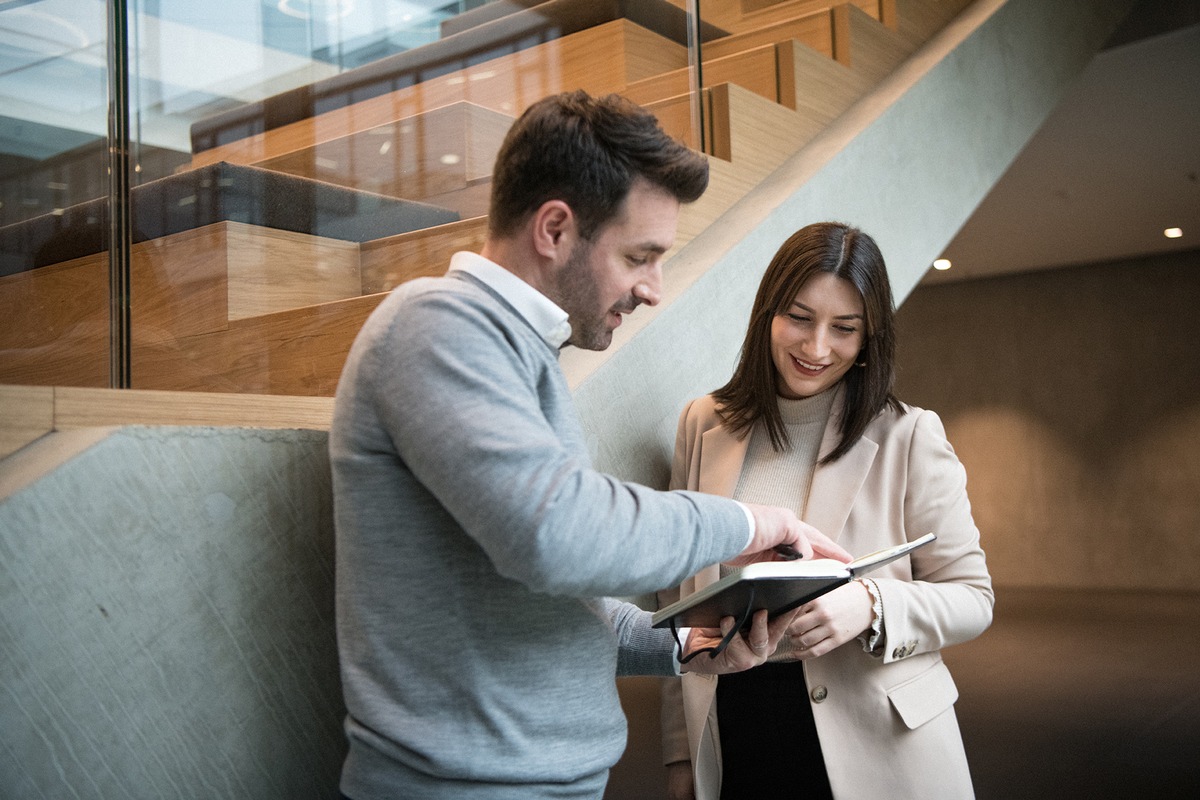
{"left": 783, "top": 580, "right": 875, "bottom": 660}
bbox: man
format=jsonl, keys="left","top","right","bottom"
{"left": 330, "top": 90, "right": 847, "bottom": 800}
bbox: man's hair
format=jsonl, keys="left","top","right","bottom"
{"left": 487, "top": 90, "right": 709, "bottom": 240}
{"left": 713, "top": 221, "right": 903, "bottom": 464}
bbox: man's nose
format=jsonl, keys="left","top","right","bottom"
{"left": 632, "top": 264, "right": 663, "bottom": 307}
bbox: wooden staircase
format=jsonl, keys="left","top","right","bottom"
{"left": 0, "top": 0, "right": 972, "bottom": 397}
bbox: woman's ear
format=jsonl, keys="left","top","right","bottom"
{"left": 531, "top": 199, "right": 577, "bottom": 262}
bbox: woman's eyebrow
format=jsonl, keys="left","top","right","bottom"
{"left": 790, "top": 300, "right": 864, "bottom": 320}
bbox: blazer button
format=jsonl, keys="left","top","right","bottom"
{"left": 810, "top": 685, "right": 828, "bottom": 703}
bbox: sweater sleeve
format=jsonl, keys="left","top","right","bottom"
{"left": 600, "top": 598, "right": 682, "bottom": 677}
{"left": 363, "top": 287, "right": 748, "bottom": 598}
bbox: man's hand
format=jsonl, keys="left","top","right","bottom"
{"left": 679, "top": 607, "right": 798, "bottom": 674}
{"left": 731, "top": 503, "right": 852, "bottom": 566}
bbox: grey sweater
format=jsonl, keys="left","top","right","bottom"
{"left": 330, "top": 268, "right": 748, "bottom": 799}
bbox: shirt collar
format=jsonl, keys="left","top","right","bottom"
{"left": 449, "top": 251, "right": 573, "bottom": 349}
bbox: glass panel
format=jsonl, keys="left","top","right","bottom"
{"left": 1, "top": 0, "right": 709, "bottom": 396}
{"left": 0, "top": 0, "right": 114, "bottom": 389}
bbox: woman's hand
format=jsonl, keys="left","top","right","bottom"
{"left": 666, "top": 760, "right": 695, "bottom": 800}
{"left": 782, "top": 580, "right": 876, "bottom": 660}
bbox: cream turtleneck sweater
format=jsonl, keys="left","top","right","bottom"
{"left": 727, "top": 389, "right": 836, "bottom": 661}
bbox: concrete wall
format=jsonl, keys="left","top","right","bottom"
{"left": 894, "top": 248, "right": 1200, "bottom": 590}
{"left": 566, "top": 0, "right": 1137, "bottom": 498}
{"left": 0, "top": 426, "right": 344, "bottom": 799}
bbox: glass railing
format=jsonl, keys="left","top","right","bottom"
{"left": 0, "top": 0, "right": 920, "bottom": 397}
{"left": 0, "top": 0, "right": 712, "bottom": 395}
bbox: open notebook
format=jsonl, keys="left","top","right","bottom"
{"left": 653, "top": 532, "right": 936, "bottom": 630}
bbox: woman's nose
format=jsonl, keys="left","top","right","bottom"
{"left": 801, "top": 328, "right": 829, "bottom": 357}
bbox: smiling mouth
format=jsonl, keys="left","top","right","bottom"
{"left": 791, "top": 356, "right": 828, "bottom": 374}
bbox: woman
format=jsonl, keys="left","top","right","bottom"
{"left": 660, "top": 222, "right": 994, "bottom": 800}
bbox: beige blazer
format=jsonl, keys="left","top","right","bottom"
{"left": 660, "top": 390, "right": 994, "bottom": 800}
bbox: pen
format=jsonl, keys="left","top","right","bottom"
{"left": 773, "top": 543, "right": 802, "bottom": 560}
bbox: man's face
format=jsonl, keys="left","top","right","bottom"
{"left": 554, "top": 180, "right": 679, "bottom": 351}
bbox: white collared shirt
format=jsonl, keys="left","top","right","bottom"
{"left": 448, "top": 251, "right": 572, "bottom": 349}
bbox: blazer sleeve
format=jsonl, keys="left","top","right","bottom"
{"left": 873, "top": 408, "right": 995, "bottom": 662}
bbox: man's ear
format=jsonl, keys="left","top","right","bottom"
{"left": 531, "top": 200, "right": 577, "bottom": 262}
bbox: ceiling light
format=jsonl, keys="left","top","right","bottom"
{"left": 933, "top": 258, "right": 952, "bottom": 271}
{"left": 1164, "top": 227, "right": 1183, "bottom": 239}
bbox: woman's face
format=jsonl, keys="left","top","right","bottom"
{"left": 770, "top": 272, "right": 866, "bottom": 399}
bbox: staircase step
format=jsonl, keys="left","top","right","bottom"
{"left": 189, "top": 19, "right": 687, "bottom": 171}
{"left": 190, "top": 0, "right": 709, "bottom": 157}
{"left": 0, "top": 161, "right": 459, "bottom": 279}
{"left": 700, "top": 0, "right": 885, "bottom": 36}
{"left": 255, "top": 103, "right": 514, "bottom": 220}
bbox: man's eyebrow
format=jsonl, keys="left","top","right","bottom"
{"left": 636, "top": 241, "right": 670, "bottom": 255}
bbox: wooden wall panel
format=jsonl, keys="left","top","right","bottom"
{"left": 132, "top": 227, "right": 229, "bottom": 337}
{"left": 0, "top": 221, "right": 372, "bottom": 395}
{"left": 130, "top": 293, "right": 384, "bottom": 396}
{"left": 360, "top": 216, "right": 489, "bottom": 295}
{"left": 0, "top": 254, "right": 110, "bottom": 389}
{"left": 223, "top": 223, "right": 362, "bottom": 321}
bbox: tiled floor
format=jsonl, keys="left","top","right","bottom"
{"left": 946, "top": 588, "right": 1200, "bottom": 799}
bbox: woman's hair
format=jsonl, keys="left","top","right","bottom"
{"left": 712, "top": 221, "right": 903, "bottom": 463}
{"left": 487, "top": 90, "right": 709, "bottom": 241}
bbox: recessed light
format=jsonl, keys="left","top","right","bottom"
{"left": 1164, "top": 227, "right": 1183, "bottom": 239}
{"left": 933, "top": 258, "right": 952, "bottom": 271}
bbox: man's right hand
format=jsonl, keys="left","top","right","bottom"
{"left": 731, "top": 503, "right": 852, "bottom": 566}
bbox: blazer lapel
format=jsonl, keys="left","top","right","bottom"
{"left": 805, "top": 406, "right": 878, "bottom": 543}
{"left": 692, "top": 425, "right": 750, "bottom": 590}
{"left": 698, "top": 425, "right": 750, "bottom": 498}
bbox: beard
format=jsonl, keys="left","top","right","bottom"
{"left": 554, "top": 241, "right": 638, "bottom": 351}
